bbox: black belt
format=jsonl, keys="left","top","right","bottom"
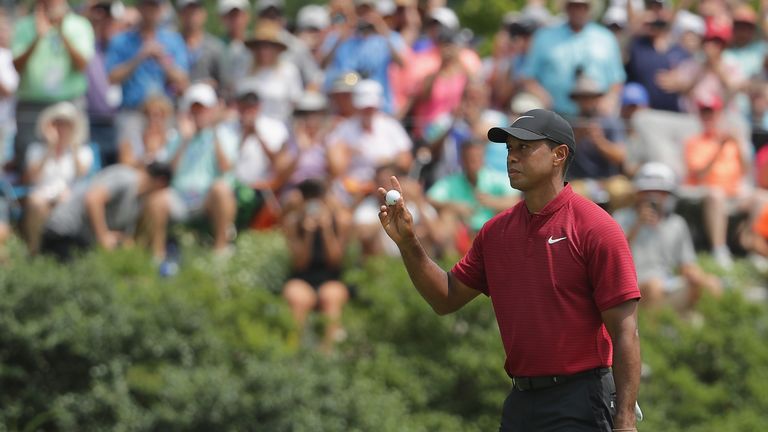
{"left": 512, "top": 367, "right": 610, "bottom": 392}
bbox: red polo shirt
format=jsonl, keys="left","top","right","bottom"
{"left": 451, "top": 185, "right": 640, "bottom": 377}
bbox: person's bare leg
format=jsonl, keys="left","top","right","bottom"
{"left": 317, "top": 280, "right": 350, "bottom": 351}
{"left": 703, "top": 188, "right": 728, "bottom": 250}
{"left": 205, "top": 180, "right": 236, "bottom": 251}
{"left": 144, "top": 189, "right": 170, "bottom": 259}
{"left": 638, "top": 278, "right": 665, "bottom": 309}
{"left": 282, "top": 279, "right": 318, "bottom": 329}
{"left": 682, "top": 265, "right": 723, "bottom": 307}
{"left": 22, "top": 194, "right": 51, "bottom": 255}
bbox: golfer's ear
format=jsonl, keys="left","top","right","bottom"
{"left": 553, "top": 144, "right": 569, "bottom": 167}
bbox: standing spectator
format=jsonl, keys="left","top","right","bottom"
{"left": 177, "top": 0, "right": 224, "bottom": 86}
{"left": 327, "top": 79, "right": 412, "bottom": 203}
{"left": 328, "top": 71, "right": 360, "bottom": 125}
{"left": 320, "top": 0, "right": 406, "bottom": 114}
{"left": 118, "top": 93, "right": 175, "bottom": 168}
{"left": 566, "top": 73, "right": 632, "bottom": 210}
{"left": 22, "top": 102, "right": 94, "bottom": 254}
{"left": 724, "top": 4, "right": 766, "bottom": 81}
{"left": 41, "top": 162, "right": 172, "bottom": 261}
{"left": 0, "top": 9, "right": 18, "bottom": 164}
{"left": 295, "top": 4, "right": 331, "bottom": 67}
{"left": 12, "top": 0, "right": 94, "bottom": 170}
{"left": 107, "top": 0, "right": 189, "bottom": 149}
{"left": 241, "top": 20, "right": 302, "bottom": 124}
{"left": 256, "top": 0, "right": 323, "bottom": 90}
{"left": 521, "top": 0, "right": 626, "bottom": 115}
{"left": 625, "top": 9, "right": 690, "bottom": 112}
{"left": 85, "top": 0, "right": 123, "bottom": 167}
{"left": 281, "top": 178, "right": 351, "bottom": 351}
{"left": 145, "top": 83, "right": 238, "bottom": 257}
{"left": 614, "top": 162, "right": 722, "bottom": 310}
{"left": 488, "top": 13, "right": 539, "bottom": 111}
{"left": 217, "top": 0, "right": 251, "bottom": 101}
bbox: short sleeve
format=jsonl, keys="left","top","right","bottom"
{"left": 167, "top": 32, "right": 190, "bottom": 72}
{"left": 95, "top": 166, "right": 138, "bottom": 197}
{"left": 518, "top": 31, "right": 544, "bottom": 79}
{"left": 64, "top": 15, "right": 95, "bottom": 61}
{"left": 215, "top": 125, "right": 239, "bottom": 165}
{"left": 451, "top": 225, "right": 489, "bottom": 295}
{"left": 386, "top": 118, "right": 412, "bottom": 152}
{"left": 78, "top": 146, "right": 94, "bottom": 173}
{"left": 25, "top": 143, "right": 46, "bottom": 168}
{"left": 585, "top": 214, "right": 640, "bottom": 311}
{"left": 11, "top": 17, "right": 34, "bottom": 58}
{"left": 426, "top": 176, "right": 453, "bottom": 202}
{"left": 0, "top": 49, "right": 19, "bottom": 91}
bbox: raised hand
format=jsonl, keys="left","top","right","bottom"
{"left": 378, "top": 176, "right": 416, "bottom": 246}
{"left": 35, "top": 3, "right": 51, "bottom": 37}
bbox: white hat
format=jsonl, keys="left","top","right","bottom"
{"left": 295, "top": 91, "right": 328, "bottom": 112}
{"left": 428, "top": 7, "right": 459, "bottom": 30}
{"left": 177, "top": 0, "right": 202, "bottom": 8}
{"left": 256, "top": 0, "right": 284, "bottom": 13}
{"left": 36, "top": 102, "right": 88, "bottom": 147}
{"left": 602, "top": 6, "right": 627, "bottom": 27}
{"left": 180, "top": 82, "right": 218, "bottom": 112}
{"left": 510, "top": 92, "right": 544, "bottom": 114}
{"left": 376, "top": 0, "right": 397, "bottom": 16}
{"left": 297, "top": 4, "right": 330, "bottom": 30}
{"left": 218, "top": 0, "right": 248, "bottom": 15}
{"left": 353, "top": 79, "right": 383, "bottom": 109}
{"left": 634, "top": 162, "right": 678, "bottom": 193}
{"left": 673, "top": 10, "right": 705, "bottom": 37}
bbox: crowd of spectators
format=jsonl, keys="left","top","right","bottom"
{"left": 3, "top": 0, "right": 768, "bottom": 341}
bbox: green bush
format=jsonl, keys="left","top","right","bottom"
{"left": 1, "top": 231, "right": 767, "bottom": 431}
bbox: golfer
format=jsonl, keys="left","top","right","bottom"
{"left": 378, "top": 109, "right": 641, "bottom": 431}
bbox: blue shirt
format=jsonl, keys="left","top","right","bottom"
{"left": 106, "top": 29, "right": 189, "bottom": 109}
{"left": 520, "top": 23, "right": 625, "bottom": 115}
{"left": 626, "top": 37, "right": 690, "bottom": 112}
{"left": 322, "top": 31, "right": 405, "bottom": 114}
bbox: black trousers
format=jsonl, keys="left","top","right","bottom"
{"left": 499, "top": 369, "right": 617, "bottom": 432}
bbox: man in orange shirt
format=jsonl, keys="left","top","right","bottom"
{"left": 683, "top": 95, "right": 762, "bottom": 268}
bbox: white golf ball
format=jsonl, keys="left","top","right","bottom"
{"left": 385, "top": 190, "right": 401, "bottom": 206}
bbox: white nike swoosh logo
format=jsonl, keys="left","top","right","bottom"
{"left": 513, "top": 115, "right": 535, "bottom": 124}
{"left": 548, "top": 236, "right": 567, "bottom": 244}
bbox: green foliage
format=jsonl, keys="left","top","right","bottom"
{"left": 1, "top": 232, "right": 767, "bottom": 430}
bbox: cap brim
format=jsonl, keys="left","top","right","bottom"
{"left": 488, "top": 126, "right": 547, "bottom": 143}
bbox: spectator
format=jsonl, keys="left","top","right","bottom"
{"left": 295, "top": 4, "right": 331, "bottom": 61}
{"left": 520, "top": 0, "right": 625, "bottom": 115}
{"left": 671, "top": 10, "right": 705, "bottom": 56}
{"left": 625, "top": 9, "right": 690, "bottom": 112}
{"left": 41, "top": 162, "right": 172, "bottom": 261}
{"left": 724, "top": 4, "right": 765, "bottom": 81}
{"left": 256, "top": 0, "right": 323, "bottom": 90}
{"left": 682, "top": 95, "right": 758, "bottom": 269}
{"left": 107, "top": 0, "right": 189, "bottom": 149}
{"left": 118, "top": 93, "right": 175, "bottom": 168}
{"left": 621, "top": 82, "right": 652, "bottom": 177}
{"left": 320, "top": 0, "right": 406, "bottom": 114}
{"left": 281, "top": 178, "right": 350, "bottom": 351}
{"left": 327, "top": 70, "right": 360, "bottom": 125}
{"left": 328, "top": 79, "right": 412, "bottom": 203}
{"left": 658, "top": 19, "right": 744, "bottom": 113}
{"left": 427, "top": 140, "right": 520, "bottom": 243}
{"left": 285, "top": 91, "right": 333, "bottom": 191}
{"left": 177, "top": 0, "right": 224, "bottom": 86}
{"left": 566, "top": 73, "right": 632, "bottom": 210}
{"left": 85, "top": 0, "right": 123, "bottom": 166}
{"left": 22, "top": 101, "right": 94, "bottom": 254}
{"left": 379, "top": 0, "right": 416, "bottom": 118}
{"left": 0, "top": 9, "right": 18, "bottom": 164}
{"left": 145, "top": 83, "right": 238, "bottom": 257}
{"left": 217, "top": 0, "right": 251, "bottom": 101}
{"left": 229, "top": 82, "right": 290, "bottom": 228}
{"left": 241, "top": 20, "right": 302, "bottom": 124}
{"left": 614, "top": 162, "right": 722, "bottom": 310}
{"left": 11, "top": 0, "right": 94, "bottom": 170}
{"left": 487, "top": 12, "right": 539, "bottom": 111}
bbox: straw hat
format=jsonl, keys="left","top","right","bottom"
{"left": 245, "top": 20, "right": 288, "bottom": 49}
{"left": 36, "top": 102, "right": 88, "bottom": 147}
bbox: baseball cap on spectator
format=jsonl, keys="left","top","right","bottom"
{"left": 488, "top": 109, "right": 576, "bottom": 153}
{"left": 245, "top": 20, "right": 288, "bottom": 49}
{"left": 622, "top": 83, "right": 650, "bottom": 107}
{"left": 353, "top": 79, "right": 383, "bottom": 109}
{"left": 696, "top": 94, "right": 723, "bottom": 111}
{"left": 428, "top": 7, "right": 460, "bottom": 30}
{"left": 673, "top": 10, "right": 705, "bottom": 37}
{"left": 92, "top": 0, "right": 126, "bottom": 19}
{"left": 256, "top": 0, "right": 284, "bottom": 13}
{"left": 297, "top": 5, "right": 330, "bottom": 31}
{"left": 732, "top": 4, "right": 758, "bottom": 25}
{"left": 504, "top": 12, "right": 539, "bottom": 36}
{"left": 377, "top": 0, "right": 397, "bottom": 16}
{"left": 569, "top": 74, "right": 605, "bottom": 99}
{"left": 177, "top": 0, "right": 202, "bottom": 8}
{"left": 602, "top": 6, "right": 627, "bottom": 28}
{"left": 354, "top": 0, "right": 377, "bottom": 6}
{"left": 521, "top": 4, "right": 553, "bottom": 27}
{"left": 634, "top": 162, "right": 677, "bottom": 193}
{"left": 330, "top": 72, "right": 361, "bottom": 94}
{"left": 234, "top": 81, "right": 260, "bottom": 104}
{"left": 181, "top": 82, "right": 218, "bottom": 111}
{"left": 218, "top": 0, "right": 248, "bottom": 15}
{"left": 138, "top": 0, "right": 164, "bottom": 4}
{"left": 295, "top": 91, "right": 328, "bottom": 113}
{"left": 510, "top": 92, "right": 544, "bottom": 114}
{"left": 704, "top": 19, "right": 732, "bottom": 43}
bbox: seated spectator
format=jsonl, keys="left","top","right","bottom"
{"left": 0, "top": 10, "right": 18, "bottom": 165}
{"left": 621, "top": 82, "right": 651, "bottom": 177}
{"left": 118, "top": 93, "right": 176, "bottom": 168}
{"left": 614, "top": 162, "right": 722, "bottom": 310}
{"left": 285, "top": 91, "right": 333, "bottom": 192}
{"left": 328, "top": 71, "right": 360, "bottom": 126}
{"left": 241, "top": 20, "right": 302, "bottom": 124}
{"left": 41, "top": 162, "right": 172, "bottom": 261}
{"left": 229, "top": 82, "right": 290, "bottom": 229}
{"left": 566, "top": 73, "right": 632, "bottom": 210}
{"left": 682, "top": 95, "right": 762, "bottom": 268}
{"left": 353, "top": 164, "right": 444, "bottom": 257}
{"left": 145, "top": 83, "right": 238, "bottom": 257}
{"left": 281, "top": 179, "right": 351, "bottom": 351}
{"left": 177, "top": 0, "right": 225, "bottom": 85}
{"left": 427, "top": 140, "right": 520, "bottom": 250}
{"left": 671, "top": 10, "right": 705, "bottom": 56}
{"left": 328, "top": 79, "right": 412, "bottom": 204}
{"left": 22, "top": 102, "right": 94, "bottom": 254}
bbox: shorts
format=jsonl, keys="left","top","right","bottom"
{"left": 290, "top": 268, "right": 342, "bottom": 290}
{"left": 499, "top": 368, "right": 616, "bottom": 432}
{"left": 168, "top": 189, "right": 207, "bottom": 222}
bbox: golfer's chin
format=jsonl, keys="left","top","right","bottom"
{"left": 508, "top": 173, "right": 527, "bottom": 191}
